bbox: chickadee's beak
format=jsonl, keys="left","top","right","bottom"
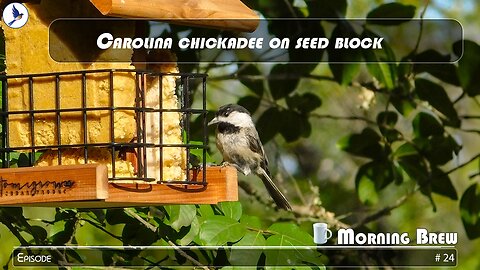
{"left": 208, "top": 117, "right": 219, "bottom": 126}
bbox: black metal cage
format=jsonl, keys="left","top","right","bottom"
{"left": 0, "top": 69, "right": 208, "bottom": 186}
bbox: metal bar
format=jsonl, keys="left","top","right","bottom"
{"left": 28, "top": 77, "right": 35, "bottom": 166}
{"left": 2, "top": 143, "right": 207, "bottom": 151}
{"left": 141, "top": 73, "right": 147, "bottom": 181}
{"left": 1, "top": 78, "right": 8, "bottom": 168}
{"left": 134, "top": 72, "right": 143, "bottom": 181}
{"left": 55, "top": 75, "right": 61, "bottom": 164}
{"left": 159, "top": 74, "right": 163, "bottom": 183}
{"left": 82, "top": 72, "right": 88, "bottom": 162}
{"left": 0, "top": 69, "right": 207, "bottom": 79}
{"left": 0, "top": 107, "right": 205, "bottom": 115}
{"left": 202, "top": 76, "right": 207, "bottom": 184}
{"left": 183, "top": 76, "right": 191, "bottom": 184}
{"left": 109, "top": 71, "right": 115, "bottom": 179}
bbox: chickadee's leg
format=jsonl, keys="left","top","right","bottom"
{"left": 220, "top": 161, "right": 246, "bottom": 175}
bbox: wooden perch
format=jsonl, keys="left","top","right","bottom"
{"left": 0, "top": 164, "right": 108, "bottom": 205}
{"left": 0, "top": 165, "right": 238, "bottom": 207}
{"left": 89, "top": 0, "right": 259, "bottom": 32}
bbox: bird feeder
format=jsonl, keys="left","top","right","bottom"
{"left": 0, "top": 0, "right": 248, "bottom": 207}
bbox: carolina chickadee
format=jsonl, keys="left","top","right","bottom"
{"left": 208, "top": 104, "right": 292, "bottom": 210}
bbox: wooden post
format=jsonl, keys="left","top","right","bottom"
{"left": 89, "top": 0, "right": 259, "bottom": 32}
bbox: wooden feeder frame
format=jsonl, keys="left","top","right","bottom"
{"left": 0, "top": 69, "right": 238, "bottom": 207}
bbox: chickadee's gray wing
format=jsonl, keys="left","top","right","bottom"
{"left": 246, "top": 130, "right": 268, "bottom": 166}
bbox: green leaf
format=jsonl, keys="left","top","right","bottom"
{"left": 279, "top": 110, "right": 312, "bottom": 142}
{"left": 366, "top": 3, "right": 416, "bottom": 25}
{"left": 17, "top": 153, "right": 31, "bottom": 167}
{"left": 391, "top": 86, "right": 416, "bottom": 116}
{"left": 122, "top": 222, "right": 157, "bottom": 246}
{"left": 377, "top": 111, "right": 398, "bottom": 127}
{"left": 240, "top": 215, "right": 263, "bottom": 229}
{"left": 328, "top": 23, "right": 362, "bottom": 85}
{"left": 412, "top": 50, "right": 460, "bottom": 86}
{"left": 337, "top": 128, "right": 384, "bottom": 160}
{"left": 238, "top": 96, "right": 261, "bottom": 114}
{"left": 199, "top": 216, "right": 247, "bottom": 246}
{"left": 179, "top": 216, "right": 200, "bottom": 246}
{"left": 460, "top": 183, "right": 480, "bottom": 239}
{"left": 308, "top": 0, "right": 347, "bottom": 18}
{"left": 31, "top": 226, "right": 48, "bottom": 242}
{"left": 422, "top": 135, "right": 461, "bottom": 165}
{"left": 415, "top": 79, "right": 460, "bottom": 127}
{"left": 394, "top": 142, "right": 418, "bottom": 158}
{"left": 90, "top": 209, "right": 106, "bottom": 225}
{"left": 412, "top": 112, "right": 444, "bottom": 138}
{"left": 229, "top": 231, "right": 266, "bottom": 266}
{"left": 268, "top": 64, "right": 300, "bottom": 100}
{"left": 219, "top": 202, "right": 243, "bottom": 221}
{"left": 256, "top": 107, "right": 282, "bottom": 143}
{"left": 267, "top": 223, "right": 313, "bottom": 246}
{"left": 197, "top": 205, "right": 215, "bottom": 218}
{"left": 397, "top": 154, "right": 429, "bottom": 184}
{"left": 164, "top": 205, "right": 197, "bottom": 231}
{"left": 265, "top": 223, "right": 319, "bottom": 267}
{"left": 355, "top": 163, "right": 379, "bottom": 205}
{"left": 286, "top": 93, "right": 322, "bottom": 114}
{"left": 238, "top": 65, "right": 264, "bottom": 97}
{"left": 106, "top": 209, "right": 133, "bottom": 225}
{"left": 355, "top": 161, "right": 396, "bottom": 205}
{"left": 453, "top": 40, "right": 480, "bottom": 96}
{"left": 362, "top": 30, "right": 397, "bottom": 89}
{"left": 431, "top": 167, "right": 457, "bottom": 200}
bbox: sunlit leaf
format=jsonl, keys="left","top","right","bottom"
{"left": 199, "top": 216, "right": 247, "bottom": 246}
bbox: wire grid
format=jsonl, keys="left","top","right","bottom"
{"left": 0, "top": 69, "right": 208, "bottom": 186}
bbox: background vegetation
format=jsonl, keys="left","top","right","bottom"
{"left": 1, "top": 0, "right": 480, "bottom": 269}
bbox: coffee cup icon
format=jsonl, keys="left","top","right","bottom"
{"left": 313, "top": 223, "right": 332, "bottom": 244}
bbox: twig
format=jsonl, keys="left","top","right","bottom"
{"left": 460, "top": 115, "right": 480, "bottom": 119}
{"left": 124, "top": 208, "right": 158, "bottom": 233}
{"left": 453, "top": 92, "right": 465, "bottom": 104}
{"left": 123, "top": 208, "right": 210, "bottom": 270}
{"left": 469, "top": 172, "right": 480, "bottom": 179}
{"left": 81, "top": 218, "right": 123, "bottom": 241}
{"left": 445, "top": 153, "right": 480, "bottom": 175}
{"left": 166, "top": 240, "right": 210, "bottom": 270}
{"left": 458, "top": 129, "right": 480, "bottom": 135}
{"left": 411, "top": 0, "right": 430, "bottom": 56}
{"left": 238, "top": 179, "right": 274, "bottom": 207}
{"left": 310, "top": 113, "right": 375, "bottom": 124}
{"left": 353, "top": 188, "right": 418, "bottom": 229}
{"left": 209, "top": 73, "right": 336, "bottom": 82}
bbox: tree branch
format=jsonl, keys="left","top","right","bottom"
{"left": 310, "top": 113, "right": 376, "bottom": 124}
{"left": 353, "top": 188, "right": 418, "bottom": 229}
{"left": 445, "top": 153, "right": 480, "bottom": 175}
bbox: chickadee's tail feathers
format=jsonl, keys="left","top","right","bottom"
{"left": 258, "top": 169, "right": 292, "bottom": 211}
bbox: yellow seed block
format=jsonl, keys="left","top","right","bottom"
{"left": 1, "top": 1, "right": 186, "bottom": 181}
{"left": 3, "top": 1, "right": 136, "bottom": 147}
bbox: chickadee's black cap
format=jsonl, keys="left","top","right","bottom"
{"left": 217, "top": 104, "right": 251, "bottom": 117}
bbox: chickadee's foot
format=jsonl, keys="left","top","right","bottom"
{"left": 220, "top": 161, "right": 232, "bottom": 167}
